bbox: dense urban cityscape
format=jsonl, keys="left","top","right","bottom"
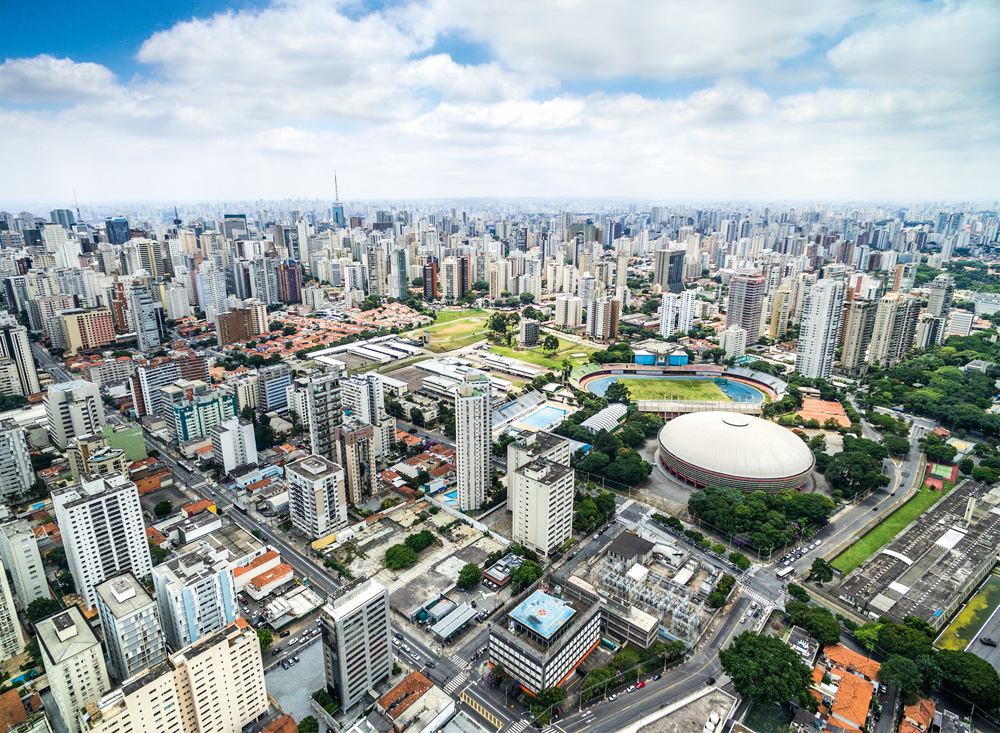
{"left": 2, "top": 1, "right": 999, "bottom": 733}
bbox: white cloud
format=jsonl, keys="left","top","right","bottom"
{"left": 0, "top": 55, "right": 121, "bottom": 103}
{"left": 828, "top": 0, "right": 1000, "bottom": 88}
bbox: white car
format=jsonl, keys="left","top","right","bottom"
{"left": 392, "top": 638, "right": 400, "bottom": 646}
{"left": 288, "top": 637, "right": 298, "bottom": 645}
{"left": 410, "top": 653, "right": 419, "bottom": 661}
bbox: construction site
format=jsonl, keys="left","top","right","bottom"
{"left": 582, "top": 532, "right": 718, "bottom": 645}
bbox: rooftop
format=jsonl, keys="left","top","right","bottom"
{"left": 287, "top": 454, "right": 342, "bottom": 481}
{"left": 377, "top": 670, "right": 434, "bottom": 720}
{"left": 95, "top": 574, "right": 154, "bottom": 618}
{"left": 510, "top": 589, "right": 576, "bottom": 640}
{"left": 36, "top": 607, "right": 98, "bottom": 666}
{"left": 607, "top": 532, "right": 655, "bottom": 562}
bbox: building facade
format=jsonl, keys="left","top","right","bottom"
{"left": 152, "top": 544, "right": 238, "bottom": 650}
{"left": 455, "top": 371, "right": 491, "bottom": 512}
{"left": 0, "top": 419, "right": 33, "bottom": 499}
{"left": 209, "top": 417, "right": 257, "bottom": 475}
{"left": 335, "top": 419, "right": 374, "bottom": 506}
{"left": 45, "top": 380, "right": 106, "bottom": 449}
{"left": 286, "top": 455, "right": 348, "bottom": 539}
{"left": 95, "top": 574, "right": 167, "bottom": 682}
{"left": 795, "top": 279, "right": 846, "bottom": 379}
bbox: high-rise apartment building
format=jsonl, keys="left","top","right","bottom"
{"left": 288, "top": 369, "right": 343, "bottom": 464}
{"left": 586, "top": 296, "right": 620, "bottom": 342}
{"left": 795, "top": 279, "right": 845, "bottom": 380}
{"left": 422, "top": 262, "right": 438, "bottom": 299}
{"left": 127, "top": 284, "right": 163, "bottom": 353}
{"left": 455, "top": 371, "right": 491, "bottom": 511}
{"left": 209, "top": 417, "right": 257, "bottom": 474}
{"left": 917, "top": 273, "right": 955, "bottom": 349}
{"left": 658, "top": 291, "right": 696, "bottom": 338}
{"left": 341, "top": 372, "right": 394, "bottom": 459}
{"left": 507, "top": 432, "right": 574, "bottom": 556}
{"left": 214, "top": 308, "right": 253, "bottom": 346}
{"left": 52, "top": 474, "right": 152, "bottom": 609}
{"left": 37, "top": 606, "right": 111, "bottom": 733}
{"left": 80, "top": 620, "right": 268, "bottom": 733}
{"left": 0, "top": 419, "right": 32, "bottom": 499}
{"left": 59, "top": 307, "right": 116, "bottom": 355}
{"left": 891, "top": 263, "right": 917, "bottom": 293}
{"left": 152, "top": 544, "right": 238, "bottom": 650}
{"left": 286, "top": 455, "right": 347, "bottom": 539}
{"left": 171, "top": 386, "right": 237, "bottom": 443}
{"left": 321, "top": 578, "right": 392, "bottom": 711}
{"left": 335, "top": 418, "right": 373, "bottom": 506}
{"left": 554, "top": 295, "right": 583, "bottom": 329}
{"left": 257, "top": 362, "right": 291, "bottom": 412}
{"left": 868, "top": 293, "right": 919, "bottom": 368}
{"left": 95, "top": 574, "right": 167, "bottom": 682}
{"left": 726, "top": 273, "right": 765, "bottom": 344}
{"left": 768, "top": 286, "right": 792, "bottom": 340}
{"left": 653, "top": 248, "right": 684, "bottom": 293}
{"left": 0, "top": 324, "right": 40, "bottom": 396}
{"left": 0, "top": 520, "right": 51, "bottom": 603}
{"left": 0, "top": 560, "right": 24, "bottom": 662}
{"left": 839, "top": 298, "right": 877, "bottom": 376}
{"left": 67, "top": 432, "right": 128, "bottom": 480}
{"left": 45, "top": 380, "right": 106, "bottom": 449}
{"left": 719, "top": 326, "right": 747, "bottom": 359}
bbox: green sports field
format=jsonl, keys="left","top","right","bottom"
{"left": 832, "top": 484, "right": 955, "bottom": 574}
{"left": 490, "top": 336, "right": 598, "bottom": 371}
{"left": 618, "top": 378, "right": 729, "bottom": 401}
{"left": 410, "top": 310, "right": 490, "bottom": 352}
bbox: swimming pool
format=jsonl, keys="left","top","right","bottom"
{"left": 584, "top": 374, "right": 764, "bottom": 403}
{"left": 518, "top": 405, "right": 569, "bottom": 430}
{"left": 443, "top": 489, "right": 458, "bottom": 507}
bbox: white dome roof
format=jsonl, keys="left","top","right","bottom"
{"left": 658, "top": 411, "right": 814, "bottom": 481}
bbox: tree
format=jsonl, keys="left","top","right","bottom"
{"left": 936, "top": 649, "right": 1000, "bottom": 710}
{"left": 719, "top": 632, "right": 815, "bottom": 708}
{"left": 604, "top": 381, "right": 631, "bottom": 404}
{"left": 883, "top": 435, "right": 910, "bottom": 457}
{"left": 154, "top": 500, "right": 173, "bottom": 518}
{"left": 404, "top": 529, "right": 434, "bottom": 552}
{"left": 729, "top": 551, "right": 752, "bottom": 571}
{"left": 257, "top": 628, "right": 273, "bottom": 650}
{"left": 530, "top": 687, "right": 566, "bottom": 725}
{"left": 148, "top": 448, "right": 161, "bottom": 458}
{"left": 808, "top": 558, "right": 834, "bottom": 585}
{"left": 149, "top": 541, "right": 169, "bottom": 565}
{"left": 924, "top": 441, "right": 958, "bottom": 463}
{"left": 385, "top": 544, "right": 418, "bottom": 569}
{"left": 877, "top": 622, "right": 935, "bottom": 660}
{"left": 410, "top": 407, "right": 425, "bottom": 427}
{"left": 519, "top": 292, "right": 534, "bottom": 304}
{"left": 879, "top": 654, "right": 923, "bottom": 695}
{"left": 542, "top": 334, "right": 560, "bottom": 354}
{"left": 298, "top": 717, "right": 319, "bottom": 733}
{"left": 959, "top": 457, "right": 975, "bottom": 475}
{"left": 25, "top": 597, "right": 62, "bottom": 623}
{"left": 457, "top": 563, "right": 482, "bottom": 590}
{"left": 510, "top": 560, "right": 543, "bottom": 592}
{"left": 787, "top": 584, "right": 810, "bottom": 603}
{"left": 786, "top": 603, "right": 841, "bottom": 646}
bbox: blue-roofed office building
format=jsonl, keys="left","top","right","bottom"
{"left": 488, "top": 577, "right": 602, "bottom": 694}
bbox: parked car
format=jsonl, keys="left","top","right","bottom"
{"left": 410, "top": 653, "right": 419, "bottom": 661}
{"left": 271, "top": 647, "right": 283, "bottom": 655}
{"left": 280, "top": 631, "right": 290, "bottom": 638}
{"left": 635, "top": 681, "right": 646, "bottom": 689}
{"left": 425, "top": 661, "right": 436, "bottom": 668}
{"left": 608, "top": 694, "right": 618, "bottom": 701}
{"left": 293, "top": 656, "right": 299, "bottom": 663}
{"left": 394, "top": 632, "right": 404, "bottom": 639}
{"left": 652, "top": 674, "right": 661, "bottom": 681}
{"left": 626, "top": 686, "right": 635, "bottom": 694}
{"left": 981, "top": 637, "right": 998, "bottom": 647}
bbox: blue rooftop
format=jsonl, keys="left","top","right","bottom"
{"left": 510, "top": 590, "right": 576, "bottom": 639}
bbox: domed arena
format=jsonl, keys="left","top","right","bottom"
{"left": 657, "top": 411, "right": 814, "bottom": 493}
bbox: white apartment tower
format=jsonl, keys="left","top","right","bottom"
{"left": 719, "top": 326, "right": 747, "bottom": 359}
{"left": 795, "top": 279, "right": 846, "bottom": 379}
{"left": 95, "top": 574, "right": 167, "bottom": 682}
{"left": 0, "top": 560, "right": 24, "bottom": 662}
{"left": 341, "top": 372, "right": 395, "bottom": 459}
{"left": 52, "top": 474, "right": 152, "bottom": 609}
{"left": 209, "top": 417, "right": 258, "bottom": 474}
{"left": 152, "top": 543, "right": 238, "bottom": 650}
{"left": 321, "top": 578, "right": 392, "bottom": 711}
{"left": 0, "top": 521, "right": 51, "bottom": 604}
{"left": 554, "top": 295, "right": 583, "bottom": 329}
{"left": 455, "top": 371, "right": 492, "bottom": 512}
{"left": 45, "top": 380, "right": 106, "bottom": 449}
{"left": 0, "top": 419, "right": 33, "bottom": 500}
{"left": 507, "top": 432, "right": 574, "bottom": 556}
{"left": 286, "top": 455, "right": 348, "bottom": 539}
{"left": 37, "top": 607, "right": 111, "bottom": 733}
{"left": 287, "top": 369, "right": 344, "bottom": 466}
{"left": 868, "top": 293, "right": 919, "bottom": 368}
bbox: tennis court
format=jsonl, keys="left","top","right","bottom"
{"left": 929, "top": 462, "right": 958, "bottom": 481}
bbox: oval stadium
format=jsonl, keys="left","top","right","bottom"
{"left": 657, "top": 411, "right": 814, "bottom": 493}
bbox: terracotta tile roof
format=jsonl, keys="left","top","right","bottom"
{"left": 823, "top": 644, "right": 881, "bottom": 681}
{"left": 262, "top": 715, "right": 297, "bottom": 733}
{"left": 246, "top": 478, "right": 271, "bottom": 492}
{"left": 377, "top": 671, "right": 434, "bottom": 720}
{"left": 902, "top": 697, "right": 935, "bottom": 731}
{"left": 234, "top": 550, "right": 280, "bottom": 578}
{"left": 0, "top": 688, "right": 27, "bottom": 733}
{"left": 234, "top": 617, "right": 250, "bottom": 629}
{"left": 828, "top": 672, "right": 871, "bottom": 732}
{"left": 429, "top": 465, "right": 453, "bottom": 478}
{"left": 145, "top": 526, "right": 167, "bottom": 545}
{"left": 182, "top": 499, "right": 213, "bottom": 517}
{"left": 248, "top": 563, "right": 293, "bottom": 591}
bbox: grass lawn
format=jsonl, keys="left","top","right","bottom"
{"left": 411, "top": 312, "right": 490, "bottom": 352}
{"left": 618, "top": 378, "right": 729, "bottom": 401}
{"left": 433, "top": 308, "right": 489, "bottom": 323}
{"left": 832, "top": 484, "right": 956, "bottom": 574}
{"left": 490, "top": 336, "right": 599, "bottom": 371}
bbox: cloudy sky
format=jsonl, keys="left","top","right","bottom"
{"left": 2, "top": 0, "right": 998, "bottom": 205}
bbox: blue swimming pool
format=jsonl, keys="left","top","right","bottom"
{"left": 519, "top": 405, "right": 569, "bottom": 429}
{"left": 443, "top": 489, "right": 458, "bottom": 507}
{"left": 584, "top": 375, "right": 764, "bottom": 403}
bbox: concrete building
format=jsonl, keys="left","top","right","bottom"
{"left": 0, "top": 560, "right": 24, "bottom": 662}
{"left": 67, "top": 433, "right": 128, "bottom": 480}
{"left": 718, "top": 326, "right": 746, "bottom": 359}
{"left": 455, "top": 371, "right": 491, "bottom": 512}
{"left": 0, "top": 419, "right": 32, "bottom": 499}
{"left": 519, "top": 319, "right": 540, "bottom": 347}
{"left": 0, "top": 324, "right": 40, "bottom": 396}
{"left": 59, "top": 308, "right": 116, "bottom": 355}
{"left": 335, "top": 418, "right": 374, "bottom": 506}
{"left": 653, "top": 248, "right": 684, "bottom": 293}
{"left": 726, "top": 273, "right": 765, "bottom": 344}
{"left": 507, "top": 432, "right": 574, "bottom": 557}
{"left": 209, "top": 417, "right": 257, "bottom": 475}
{"left": 0, "top": 521, "right": 51, "bottom": 604}
{"left": 659, "top": 291, "right": 695, "bottom": 339}
{"left": 795, "top": 279, "right": 845, "bottom": 380}
{"left": 287, "top": 370, "right": 343, "bottom": 465}
{"left": 37, "top": 607, "right": 111, "bottom": 733}
{"left": 488, "top": 577, "right": 602, "bottom": 695}
{"left": 170, "top": 385, "right": 237, "bottom": 443}
{"left": 152, "top": 543, "right": 238, "bottom": 650}
{"left": 868, "top": 292, "right": 919, "bottom": 368}
{"left": 947, "top": 311, "right": 974, "bottom": 338}
{"left": 214, "top": 308, "right": 254, "bottom": 346}
{"left": 838, "top": 298, "right": 876, "bottom": 376}
{"left": 554, "top": 295, "right": 583, "bottom": 329}
{"left": 95, "top": 574, "right": 167, "bottom": 682}
{"left": 341, "top": 372, "right": 394, "bottom": 460}
{"left": 257, "top": 363, "right": 291, "bottom": 412}
{"left": 769, "top": 286, "right": 792, "bottom": 340}
{"left": 45, "top": 380, "right": 105, "bottom": 449}
{"left": 127, "top": 284, "right": 163, "bottom": 354}
{"left": 286, "top": 454, "right": 347, "bottom": 540}
{"left": 321, "top": 578, "right": 392, "bottom": 711}
{"left": 52, "top": 474, "right": 152, "bottom": 609}
{"left": 586, "top": 296, "right": 620, "bottom": 342}
{"left": 79, "top": 620, "right": 268, "bottom": 733}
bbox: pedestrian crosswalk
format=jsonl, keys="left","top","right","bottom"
{"left": 505, "top": 721, "right": 530, "bottom": 733}
{"left": 444, "top": 672, "right": 468, "bottom": 694}
{"left": 450, "top": 653, "right": 471, "bottom": 670}
{"left": 742, "top": 587, "right": 770, "bottom": 608}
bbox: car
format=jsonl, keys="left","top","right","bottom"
{"left": 753, "top": 610, "right": 761, "bottom": 618}
{"left": 593, "top": 534, "right": 599, "bottom": 540}
{"left": 872, "top": 506, "right": 879, "bottom": 511}
{"left": 879, "top": 684, "right": 888, "bottom": 694}
{"left": 394, "top": 632, "right": 403, "bottom": 639}
{"left": 280, "top": 630, "right": 290, "bottom": 638}
{"left": 252, "top": 611, "right": 260, "bottom": 618}
{"left": 238, "top": 595, "right": 246, "bottom": 604}
{"left": 281, "top": 661, "right": 290, "bottom": 670}
{"left": 740, "top": 616, "right": 747, "bottom": 623}
{"left": 271, "top": 647, "right": 283, "bottom": 655}
{"left": 410, "top": 653, "right": 419, "bottom": 661}
{"left": 425, "top": 661, "right": 436, "bottom": 668}
{"left": 706, "top": 677, "right": 716, "bottom": 686}
{"left": 652, "top": 674, "right": 661, "bottom": 681}
{"left": 626, "top": 685, "right": 635, "bottom": 693}
{"left": 391, "top": 574, "right": 399, "bottom": 581}
{"left": 288, "top": 637, "right": 298, "bottom": 645}
{"left": 403, "top": 644, "right": 410, "bottom": 652}
{"left": 392, "top": 638, "right": 400, "bottom": 646}
{"left": 890, "top": 491, "right": 896, "bottom": 496}
{"left": 813, "top": 540, "right": 821, "bottom": 548}
{"left": 242, "top": 606, "right": 249, "bottom": 613}
{"left": 608, "top": 694, "right": 618, "bottom": 701}
{"left": 749, "top": 602, "right": 757, "bottom": 609}
{"left": 293, "top": 656, "right": 299, "bottom": 663}
{"left": 981, "top": 637, "right": 998, "bottom": 647}
{"left": 635, "top": 681, "right": 646, "bottom": 689}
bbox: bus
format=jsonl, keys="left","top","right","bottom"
{"left": 776, "top": 566, "right": 795, "bottom": 580}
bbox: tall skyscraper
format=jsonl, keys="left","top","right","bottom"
{"left": 105, "top": 217, "right": 129, "bottom": 245}
{"left": 422, "top": 261, "right": 438, "bottom": 299}
{"left": 719, "top": 326, "right": 747, "bottom": 359}
{"left": 52, "top": 474, "right": 152, "bottom": 609}
{"left": 507, "top": 432, "right": 574, "bottom": 556}
{"left": 210, "top": 417, "right": 258, "bottom": 474}
{"left": 288, "top": 369, "right": 343, "bottom": 464}
{"left": 839, "top": 298, "right": 877, "bottom": 377}
{"left": 0, "top": 559, "right": 24, "bottom": 663}
{"left": 917, "top": 273, "right": 955, "bottom": 349}
{"left": 455, "top": 371, "right": 492, "bottom": 512}
{"left": 335, "top": 418, "right": 374, "bottom": 505}
{"left": 868, "top": 293, "right": 919, "bottom": 368}
{"left": 153, "top": 544, "right": 238, "bottom": 649}
{"left": 257, "top": 362, "right": 291, "bottom": 413}
{"left": 659, "top": 292, "right": 677, "bottom": 338}
{"left": 0, "top": 520, "right": 51, "bottom": 603}
{"left": 795, "top": 279, "right": 846, "bottom": 379}
{"left": 586, "top": 296, "right": 620, "bottom": 341}
{"left": 127, "top": 283, "right": 164, "bottom": 353}
{"left": 554, "top": 295, "right": 583, "bottom": 328}
{"left": 341, "top": 372, "right": 394, "bottom": 460}
{"left": 95, "top": 574, "right": 167, "bottom": 682}
{"left": 321, "top": 578, "right": 392, "bottom": 711}
{"left": 0, "top": 324, "right": 40, "bottom": 396}
{"left": 0, "top": 419, "right": 32, "bottom": 500}
{"left": 37, "top": 606, "right": 111, "bottom": 733}
{"left": 276, "top": 259, "right": 302, "bottom": 303}
{"left": 768, "top": 286, "right": 792, "bottom": 340}
{"left": 286, "top": 454, "right": 347, "bottom": 539}
{"left": 45, "top": 380, "right": 105, "bottom": 449}
{"left": 726, "top": 273, "right": 766, "bottom": 344}
{"left": 653, "top": 248, "right": 685, "bottom": 293}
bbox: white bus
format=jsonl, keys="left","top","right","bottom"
{"left": 776, "top": 566, "right": 795, "bottom": 580}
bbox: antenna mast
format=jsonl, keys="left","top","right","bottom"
{"left": 73, "top": 188, "right": 82, "bottom": 222}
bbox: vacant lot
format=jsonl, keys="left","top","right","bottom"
{"left": 832, "top": 485, "right": 955, "bottom": 574}
{"left": 618, "top": 378, "right": 729, "bottom": 401}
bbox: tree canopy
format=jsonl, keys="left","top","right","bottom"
{"left": 457, "top": 563, "right": 482, "bottom": 590}
{"left": 720, "top": 632, "right": 815, "bottom": 708}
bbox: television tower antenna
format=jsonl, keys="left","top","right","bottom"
{"left": 334, "top": 171, "right": 340, "bottom": 202}
{"left": 73, "top": 188, "right": 82, "bottom": 222}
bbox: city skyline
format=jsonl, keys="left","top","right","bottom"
{"left": 2, "top": 0, "right": 998, "bottom": 204}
